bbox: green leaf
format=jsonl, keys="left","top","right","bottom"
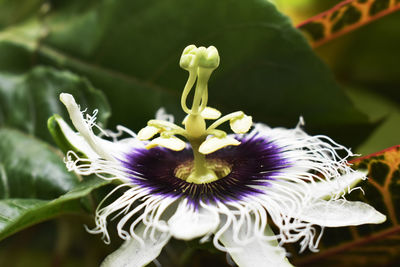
{"left": 0, "top": 0, "right": 43, "bottom": 29}
{"left": 0, "top": 0, "right": 370, "bottom": 146}
{"left": 0, "top": 128, "right": 79, "bottom": 199}
{"left": 330, "top": 11, "right": 400, "bottom": 88}
{"left": 0, "top": 128, "right": 111, "bottom": 241}
{"left": 0, "top": 53, "right": 112, "bottom": 239}
{"left": 345, "top": 86, "right": 400, "bottom": 155}
{"left": 294, "top": 145, "right": 400, "bottom": 266}
{"left": 316, "top": 11, "right": 400, "bottom": 105}
{"left": 0, "top": 176, "right": 110, "bottom": 242}
{"left": 0, "top": 66, "right": 110, "bottom": 143}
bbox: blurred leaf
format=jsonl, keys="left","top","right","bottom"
{"left": 0, "top": 176, "right": 110, "bottom": 242}
{"left": 316, "top": 10, "right": 400, "bottom": 102}
{"left": 0, "top": 66, "right": 110, "bottom": 143}
{"left": 342, "top": 10, "right": 400, "bottom": 87}
{"left": 311, "top": 6, "right": 400, "bottom": 158}
{"left": 0, "top": 0, "right": 371, "bottom": 146}
{"left": 0, "top": 0, "right": 44, "bottom": 29}
{"left": 345, "top": 86, "right": 400, "bottom": 155}
{"left": 270, "top": 0, "right": 342, "bottom": 25}
{"left": 294, "top": 145, "right": 400, "bottom": 266}
{"left": 0, "top": 128, "right": 111, "bottom": 241}
{"left": 0, "top": 26, "right": 112, "bottom": 241}
{"left": 0, "top": 218, "right": 112, "bottom": 267}
{"left": 298, "top": 0, "right": 400, "bottom": 47}
{"left": 0, "top": 128, "right": 79, "bottom": 199}
{"left": 357, "top": 112, "right": 400, "bottom": 155}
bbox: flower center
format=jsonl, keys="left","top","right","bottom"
{"left": 137, "top": 45, "right": 252, "bottom": 184}
{"left": 174, "top": 159, "right": 232, "bottom": 183}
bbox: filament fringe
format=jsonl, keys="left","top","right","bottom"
{"left": 65, "top": 117, "right": 364, "bottom": 254}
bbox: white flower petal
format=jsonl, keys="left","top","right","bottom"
{"left": 55, "top": 113, "right": 133, "bottom": 160}
{"left": 230, "top": 115, "right": 252, "bottom": 134}
{"left": 199, "top": 136, "right": 240, "bottom": 154}
{"left": 54, "top": 115, "right": 99, "bottom": 159}
{"left": 298, "top": 199, "right": 386, "bottom": 227}
{"left": 168, "top": 201, "right": 220, "bottom": 240}
{"left": 146, "top": 136, "right": 186, "bottom": 151}
{"left": 98, "top": 137, "right": 142, "bottom": 159}
{"left": 137, "top": 125, "right": 160, "bottom": 140}
{"left": 60, "top": 93, "right": 114, "bottom": 161}
{"left": 201, "top": 107, "right": 221, "bottom": 119}
{"left": 219, "top": 223, "right": 293, "bottom": 267}
{"left": 309, "top": 171, "right": 367, "bottom": 199}
{"left": 57, "top": 99, "right": 135, "bottom": 160}
{"left": 101, "top": 223, "right": 170, "bottom": 267}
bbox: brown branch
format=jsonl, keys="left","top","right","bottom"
{"left": 295, "top": 225, "right": 400, "bottom": 266}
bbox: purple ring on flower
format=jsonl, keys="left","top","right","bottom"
{"left": 122, "top": 135, "right": 290, "bottom": 207}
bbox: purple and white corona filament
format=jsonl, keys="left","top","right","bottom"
{"left": 55, "top": 45, "right": 385, "bottom": 267}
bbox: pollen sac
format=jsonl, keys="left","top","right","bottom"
{"left": 182, "top": 107, "right": 221, "bottom": 125}
{"left": 201, "top": 107, "right": 221, "bottom": 120}
{"left": 199, "top": 136, "right": 240, "bottom": 154}
{"left": 137, "top": 125, "right": 160, "bottom": 140}
{"left": 146, "top": 136, "right": 186, "bottom": 151}
{"left": 230, "top": 115, "right": 252, "bottom": 134}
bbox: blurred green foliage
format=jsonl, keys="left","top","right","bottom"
{"left": 315, "top": 9, "right": 400, "bottom": 155}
